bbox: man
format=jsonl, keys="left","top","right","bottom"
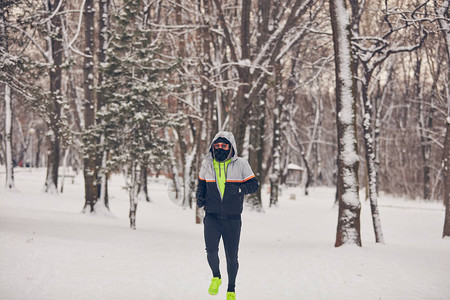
{"left": 196, "top": 131, "right": 259, "bottom": 300}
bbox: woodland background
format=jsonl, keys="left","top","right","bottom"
{"left": 1, "top": 1, "right": 450, "bottom": 238}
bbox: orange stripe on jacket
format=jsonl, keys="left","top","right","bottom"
{"left": 226, "top": 175, "right": 255, "bottom": 183}
{"left": 243, "top": 174, "right": 256, "bottom": 181}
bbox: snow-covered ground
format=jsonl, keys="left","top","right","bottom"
{"left": 1, "top": 169, "right": 449, "bottom": 300}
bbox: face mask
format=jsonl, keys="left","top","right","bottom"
{"left": 213, "top": 148, "right": 230, "bottom": 162}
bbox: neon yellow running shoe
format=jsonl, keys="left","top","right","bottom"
{"left": 227, "top": 292, "right": 236, "bottom": 300}
{"left": 208, "top": 277, "right": 222, "bottom": 295}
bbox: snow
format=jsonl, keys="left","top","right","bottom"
{"left": 1, "top": 169, "right": 450, "bottom": 300}
{"left": 287, "top": 163, "right": 303, "bottom": 171}
{"left": 334, "top": 0, "right": 353, "bottom": 127}
{"left": 341, "top": 129, "right": 359, "bottom": 166}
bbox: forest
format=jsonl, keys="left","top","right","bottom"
{"left": 1, "top": 0, "right": 450, "bottom": 242}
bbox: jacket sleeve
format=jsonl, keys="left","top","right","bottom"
{"left": 240, "top": 159, "right": 259, "bottom": 195}
{"left": 196, "top": 160, "right": 207, "bottom": 206}
{"left": 196, "top": 179, "right": 206, "bottom": 207}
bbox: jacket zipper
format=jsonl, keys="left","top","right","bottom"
{"left": 220, "top": 162, "right": 224, "bottom": 218}
{"left": 211, "top": 159, "right": 235, "bottom": 219}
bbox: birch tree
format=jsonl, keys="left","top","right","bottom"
{"left": 329, "top": 0, "right": 362, "bottom": 247}
{"left": 0, "top": 4, "right": 15, "bottom": 190}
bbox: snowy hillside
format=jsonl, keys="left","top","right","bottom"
{"left": 1, "top": 170, "right": 449, "bottom": 300}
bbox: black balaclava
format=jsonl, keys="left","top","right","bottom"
{"left": 212, "top": 137, "right": 233, "bottom": 162}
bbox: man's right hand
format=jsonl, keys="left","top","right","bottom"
{"left": 197, "top": 197, "right": 206, "bottom": 208}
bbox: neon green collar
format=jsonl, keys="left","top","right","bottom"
{"left": 213, "top": 159, "right": 231, "bottom": 198}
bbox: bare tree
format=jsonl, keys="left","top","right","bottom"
{"left": 1, "top": 5, "right": 15, "bottom": 190}
{"left": 43, "top": 0, "right": 64, "bottom": 193}
{"left": 349, "top": 0, "right": 430, "bottom": 243}
{"left": 82, "top": 0, "right": 97, "bottom": 212}
{"left": 434, "top": 0, "right": 450, "bottom": 237}
{"left": 329, "top": 0, "right": 362, "bottom": 247}
{"left": 96, "top": 0, "right": 111, "bottom": 211}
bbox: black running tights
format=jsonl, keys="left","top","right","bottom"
{"left": 203, "top": 214, "right": 242, "bottom": 293}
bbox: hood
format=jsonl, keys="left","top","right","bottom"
{"left": 206, "top": 131, "right": 238, "bottom": 161}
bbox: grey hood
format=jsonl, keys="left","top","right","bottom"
{"left": 205, "top": 131, "right": 238, "bottom": 161}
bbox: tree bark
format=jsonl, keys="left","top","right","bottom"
{"left": 96, "top": 138, "right": 110, "bottom": 211}
{"left": 129, "top": 163, "right": 138, "bottom": 230}
{"left": 137, "top": 165, "right": 150, "bottom": 202}
{"left": 96, "top": 0, "right": 110, "bottom": 209}
{"left": 82, "top": 0, "right": 98, "bottom": 212}
{"left": 4, "top": 83, "right": 14, "bottom": 189}
{"left": 361, "top": 72, "right": 384, "bottom": 243}
{"left": 443, "top": 121, "right": 450, "bottom": 238}
{"left": 35, "top": 129, "right": 43, "bottom": 168}
{"left": 247, "top": 91, "right": 265, "bottom": 212}
{"left": 270, "top": 94, "right": 282, "bottom": 207}
{"left": 329, "top": 0, "right": 362, "bottom": 247}
{"left": 435, "top": 0, "right": 450, "bottom": 237}
{"left": 44, "top": 0, "right": 63, "bottom": 193}
{"left": 269, "top": 61, "right": 283, "bottom": 207}
{"left": 1, "top": 9, "right": 15, "bottom": 190}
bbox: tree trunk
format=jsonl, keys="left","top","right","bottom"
{"left": 129, "top": 163, "right": 138, "bottom": 230}
{"left": 44, "top": 0, "right": 63, "bottom": 193}
{"left": 270, "top": 94, "right": 282, "bottom": 207}
{"left": 443, "top": 121, "right": 450, "bottom": 238}
{"left": 361, "top": 73, "right": 385, "bottom": 243}
{"left": 231, "top": 0, "right": 252, "bottom": 154}
{"left": 247, "top": 91, "right": 265, "bottom": 212}
{"left": 183, "top": 144, "right": 197, "bottom": 208}
{"left": 137, "top": 165, "right": 150, "bottom": 202}
{"left": 82, "top": 0, "right": 98, "bottom": 212}
{"left": 35, "top": 129, "right": 42, "bottom": 168}
{"left": 96, "top": 0, "right": 110, "bottom": 209}
{"left": 436, "top": 0, "right": 450, "bottom": 237}
{"left": 195, "top": 124, "right": 206, "bottom": 223}
{"left": 4, "top": 83, "right": 14, "bottom": 190}
{"left": 60, "top": 148, "right": 69, "bottom": 193}
{"left": 314, "top": 87, "right": 324, "bottom": 184}
{"left": 329, "top": 0, "right": 362, "bottom": 247}
{"left": 165, "top": 128, "right": 182, "bottom": 201}
{"left": 95, "top": 142, "right": 110, "bottom": 212}
{"left": 270, "top": 62, "right": 283, "bottom": 207}
{"left": 349, "top": 0, "right": 384, "bottom": 243}
{"left": 1, "top": 9, "right": 14, "bottom": 189}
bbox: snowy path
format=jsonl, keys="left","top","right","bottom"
{"left": 1, "top": 170, "right": 449, "bottom": 300}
